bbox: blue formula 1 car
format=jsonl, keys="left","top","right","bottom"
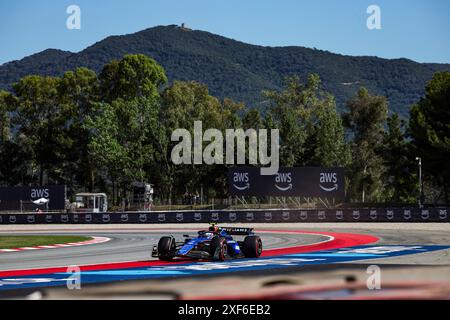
{"left": 151, "top": 224, "right": 262, "bottom": 261}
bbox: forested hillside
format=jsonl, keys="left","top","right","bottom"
{"left": 1, "top": 25, "right": 448, "bottom": 117}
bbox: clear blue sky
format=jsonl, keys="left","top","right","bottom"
{"left": 0, "top": 0, "right": 449, "bottom": 65}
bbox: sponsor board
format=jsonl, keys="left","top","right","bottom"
{"left": 0, "top": 185, "right": 66, "bottom": 211}
{"left": 369, "top": 210, "right": 377, "bottom": 220}
{"left": 386, "top": 210, "right": 394, "bottom": 220}
{"left": 403, "top": 210, "right": 412, "bottom": 220}
{"left": 421, "top": 210, "right": 429, "bottom": 220}
{"left": 211, "top": 212, "right": 219, "bottom": 221}
{"left": 194, "top": 212, "right": 202, "bottom": 222}
{"left": 228, "top": 167, "right": 345, "bottom": 200}
{"left": 318, "top": 210, "right": 326, "bottom": 220}
{"left": 1, "top": 208, "right": 450, "bottom": 224}
{"left": 300, "top": 211, "right": 308, "bottom": 221}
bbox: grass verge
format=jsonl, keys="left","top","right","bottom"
{"left": 0, "top": 235, "right": 91, "bottom": 249}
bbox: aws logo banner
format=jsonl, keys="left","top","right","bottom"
{"left": 228, "top": 167, "right": 345, "bottom": 200}
{"left": 30, "top": 188, "right": 50, "bottom": 199}
{"left": 319, "top": 172, "right": 338, "bottom": 192}
{"left": 0, "top": 185, "right": 66, "bottom": 211}
{"left": 232, "top": 172, "right": 250, "bottom": 191}
{"left": 274, "top": 172, "right": 293, "bottom": 191}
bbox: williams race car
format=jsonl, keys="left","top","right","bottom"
{"left": 151, "top": 224, "right": 263, "bottom": 261}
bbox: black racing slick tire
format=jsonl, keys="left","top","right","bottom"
{"left": 242, "top": 235, "right": 262, "bottom": 258}
{"left": 210, "top": 236, "right": 227, "bottom": 261}
{"left": 157, "top": 236, "right": 176, "bottom": 261}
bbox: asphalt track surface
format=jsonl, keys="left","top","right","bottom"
{"left": 0, "top": 227, "right": 328, "bottom": 271}
{"left": 0, "top": 223, "right": 449, "bottom": 299}
{"left": 1, "top": 223, "right": 449, "bottom": 269}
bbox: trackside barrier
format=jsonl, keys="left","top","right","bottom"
{"left": 0, "top": 208, "right": 449, "bottom": 224}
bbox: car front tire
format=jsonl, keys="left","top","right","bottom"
{"left": 242, "top": 235, "right": 262, "bottom": 258}
{"left": 210, "top": 236, "right": 227, "bottom": 261}
{"left": 157, "top": 236, "right": 176, "bottom": 261}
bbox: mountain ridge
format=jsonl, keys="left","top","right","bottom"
{"left": 1, "top": 25, "right": 449, "bottom": 117}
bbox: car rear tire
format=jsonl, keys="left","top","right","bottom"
{"left": 158, "top": 236, "right": 176, "bottom": 261}
{"left": 242, "top": 236, "right": 262, "bottom": 258}
{"left": 210, "top": 236, "right": 227, "bottom": 261}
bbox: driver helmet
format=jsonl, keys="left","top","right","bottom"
{"left": 208, "top": 224, "right": 219, "bottom": 232}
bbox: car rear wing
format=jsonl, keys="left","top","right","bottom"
{"left": 220, "top": 227, "right": 254, "bottom": 235}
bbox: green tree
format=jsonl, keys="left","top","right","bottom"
{"left": 409, "top": 71, "right": 450, "bottom": 202}
{"left": 311, "top": 94, "right": 351, "bottom": 167}
{"left": 99, "top": 54, "right": 167, "bottom": 102}
{"left": 159, "top": 81, "right": 247, "bottom": 203}
{"left": 85, "top": 102, "right": 128, "bottom": 205}
{"left": 264, "top": 74, "right": 350, "bottom": 168}
{"left": 161, "top": 81, "right": 227, "bottom": 202}
{"left": 89, "top": 55, "right": 168, "bottom": 204}
{"left": 59, "top": 67, "right": 100, "bottom": 192}
{"left": 343, "top": 87, "right": 388, "bottom": 203}
{"left": 381, "top": 113, "right": 418, "bottom": 203}
{"left": 264, "top": 76, "right": 312, "bottom": 166}
{"left": 12, "top": 75, "right": 71, "bottom": 185}
{"left": 242, "top": 108, "right": 262, "bottom": 130}
{"left": 0, "top": 90, "right": 11, "bottom": 145}
{"left": 86, "top": 97, "right": 164, "bottom": 205}
{"left": 0, "top": 90, "right": 36, "bottom": 186}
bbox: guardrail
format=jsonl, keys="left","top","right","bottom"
{"left": 0, "top": 207, "right": 449, "bottom": 224}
